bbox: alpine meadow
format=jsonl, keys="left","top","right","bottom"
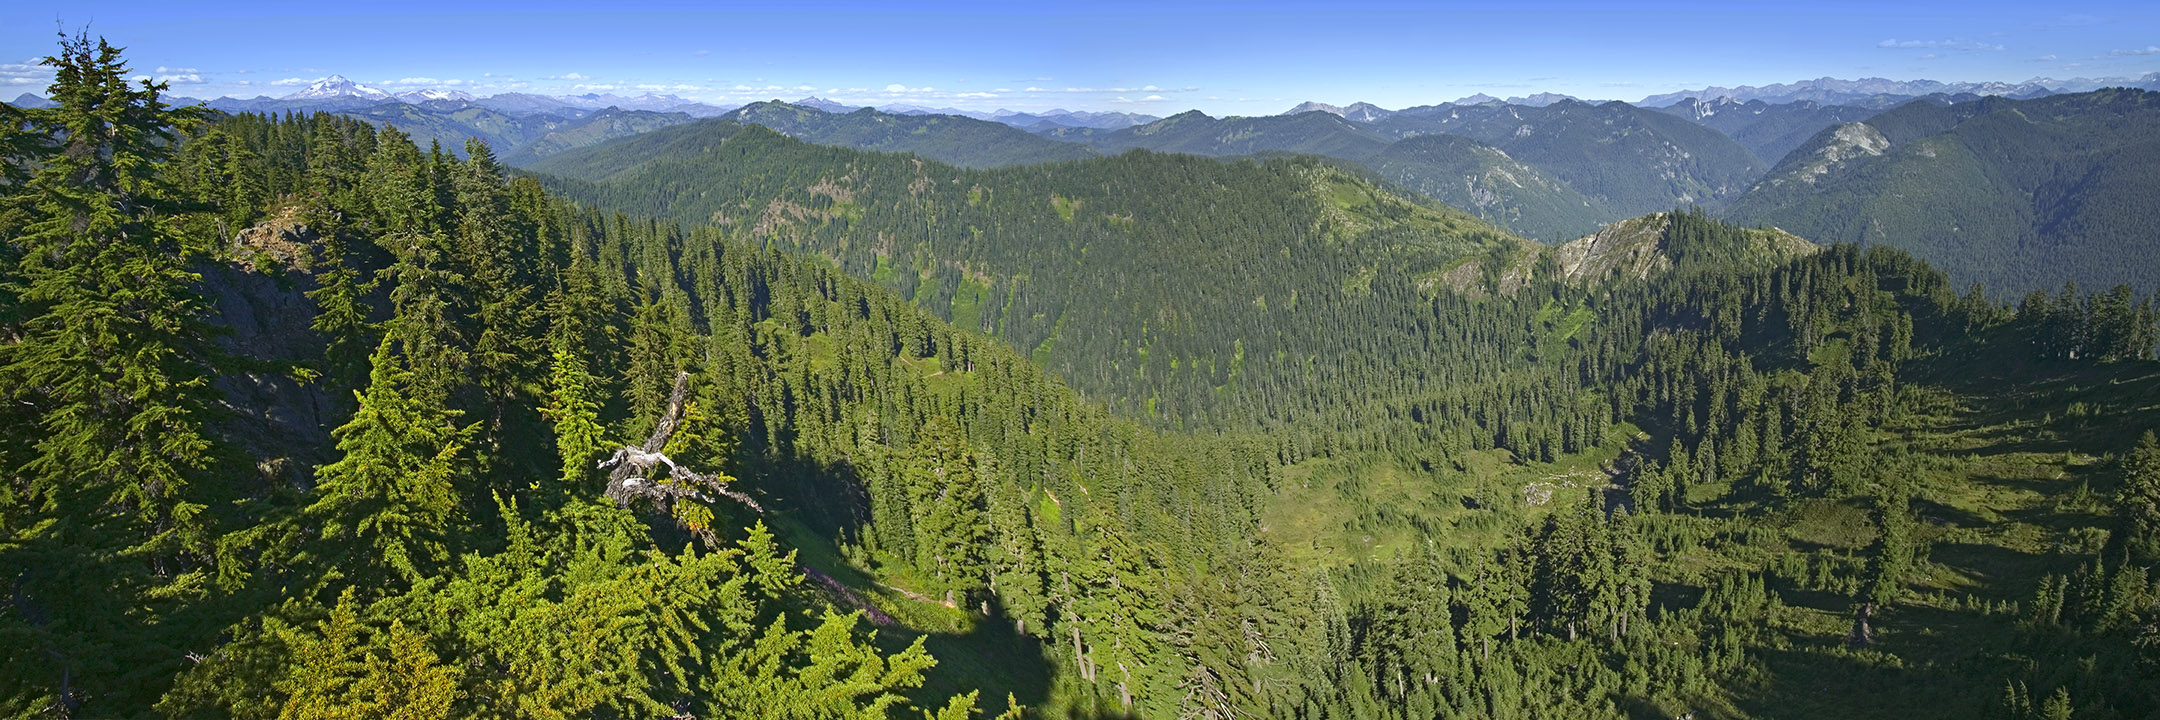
{"left": 7, "top": 2, "right": 2160, "bottom": 718}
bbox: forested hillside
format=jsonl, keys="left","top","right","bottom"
{"left": 719, "top": 101, "right": 1099, "bottom": 168}
{"left": 1359, "top": 133, "right": 1616, "bottom": 242}
{"left": 1655, "top": 97, "right": 1880, "bottom": 166}
{"left": 1725, "top": 88, "right": 2160, "bottom": 294}
{"left": 332, "top": 101, "right": 694, "bottom": 163}
{"left": 6, "top": 35, "right": 2160, "bottom": 720}
{"left": 1368, "top": 99, "right": 1767, "bottom": 216}
{"left": 529, "top": 121, "right": 1542, "bottom": 441}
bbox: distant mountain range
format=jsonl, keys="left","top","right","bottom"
{"left": 5, "top": 72, "right": 1156, "bottom": 134}
{"left": 1038, "top": 102, "right": 1759, "bottom": 240}
{"left": 1654, "top": 96, "right": 1884, "bottom": 165}
{"left": 1638, "top": 73, "right": 2160, "bottom": 107}
{"left": 717, "top": 101, "right": 1097, "bottom": 168}
{"left": 1724, "top": 87, "right": 2160, "bottom": 294}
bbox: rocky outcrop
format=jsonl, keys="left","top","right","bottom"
{"left": 1549, "top": 214, "right": 1673, "bottom": 282}
{"left": 204, "top": 214, "right": 338, "bottom": 491}
{"left": 1546, "top": 212, "right": 1821, "bottom": 285}
{"left": 1760, "top": 122, "right": 1889, "bottom": 188}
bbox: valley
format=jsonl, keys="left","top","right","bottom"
{"left": 2, "top": 12, "right": 2158, "bottom": 720}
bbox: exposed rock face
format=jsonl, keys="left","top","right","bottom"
{"left": 204, "top": 215, "right": 337, "bottom": 491}
{"left": 1549, "top": 214, "right": 1672, "bottom": 282}
{"left": 1764, "top": 122, "right": 1889, "bottom": 188}
{"left": 1545, "top": 212, "right": 1821, "bottom": 285}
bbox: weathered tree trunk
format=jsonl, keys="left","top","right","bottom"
{"left": 599, "top": 371, "right": 763, "bottom": 524}
{"left": 1849, "top": 602, "right": 1874, "bottom": 648}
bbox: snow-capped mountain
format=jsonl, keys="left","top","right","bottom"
{"left": 1636, "top": 74, "right": 2158, "bottom": 107}
{"left": 1281, "top": 101, "right": 1394, "bottom": 122}
{"left": 395, "top": 89, "right": 477, "bottom": 103}
{"left": 284, "top": 75, "right": 391, "bottom": 101}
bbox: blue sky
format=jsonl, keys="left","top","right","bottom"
{"left": 3, "top": 0, "right": 2156, "bottom": 115}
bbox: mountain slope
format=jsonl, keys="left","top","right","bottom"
{"left": 1657, "top": 96, "right": 1881, "bottom": 165}
{"left": 1082, "top": 109, "right": 1392, "bottom": 158}
{"left": 1725, "top": 88, "right": 2160, "bottom": 293}
{"left": 1542, "top": 210, "right": 1819, "bottom": 284}
{"left": 1073, "top": 110, "right": 1621, "bottom": 240}
{"left": 717, "top": 101, "right": 1094, "bottom": 168}
{"left": 497, "top": 107, "right": 696, "bottom": 165}
{"left": 332, "top": 101, "right": 564, "bottom": 154}
{"left": 1369, "top": 99, "right": 1768, "bottom": 216}
{"left": 1358, "top": 133, "right": 1615, "bottom": 241}
{"left": 531, "top": 123, "right": 1534, "bottom": 428}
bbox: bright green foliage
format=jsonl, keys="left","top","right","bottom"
{"left": 0, "top": 34, "right": 222, "bottom": 714}
{"left": 542, "top": 341, "right": 608, "bottom": 487}
{"left": 306, "top": 342, "right": 471, "bottom": 585}
{"left": 273, "top": 591, "right": 463, "bottom": 720}
{"left": 9, "top": 34, "right": 2160, "bottom": 720}
{"left": 2, "top": 31, "right": 213, "bottom": 543}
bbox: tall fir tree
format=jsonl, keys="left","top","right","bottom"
{"left": 305, "top": 341, "right": 471, "bottom": 587}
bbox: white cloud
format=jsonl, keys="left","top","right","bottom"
{"left": 547, "top": 72, "right": 590, "bottom": 80}
{"left": 2111, "top": 46, "right": 2160, "bottom": 56}
{"left": 133, "top": 72, "right": 205, "bottom": 85}
{"left": 2037, "top": 54, "right": 2058, "bottom": 61}
{"left": 1143, "top": 94, "right": 1164, "bottom": 101}
{"left": 572, "top": 83, "right": 621, "bottom": 92}
{"left": 271, "top": 77, "right": 306, "bottom": 86}
{"left": 1878, "top": 38, "right": 2004, "bottom": 51}
{"left": 1142, "top": 85, "right": 1160, "bottom": 91}
{"left": 885, "top": 83, "right": 908, "bottom": 92}
{"left": 1, "top": 59, "right": 54, "bottom": 86}
{"left": 155, "top": 66, "right": 200, "bottom": 74}
{"left": 956, "top": 92, "right": 998, "bottom": 99}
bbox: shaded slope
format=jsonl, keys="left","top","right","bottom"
{"left": 721, "top": 100, "right": 1097, "bottom": 168}
{"left": 1082, "top": 110, "right": 1392, "bottom": 158}
{"left": 1359, "top": 134, "right": 1615, "bottom": 242}
{"left": 1657, "top": 96, "right": 1881, "bottom": 165}
{"left": 529, "top": 124, "right": 1535, "bottom": 428}
{"left": 1726, "top": 88, "right": 2160, "bottom": 293}
{"left": 1370, "top": 99, "right": 1768, "bottom": 215}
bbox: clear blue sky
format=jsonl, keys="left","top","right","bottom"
{"left": 4, "top": 0, "right": 2156, "bottom": 115}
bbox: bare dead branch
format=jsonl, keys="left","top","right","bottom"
{"left": 599, "top": 371, "right": 763, "bottom": 515}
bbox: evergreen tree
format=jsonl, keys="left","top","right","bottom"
{"left": 306, "top": 342, "right": 472, "bottom": 586}
{"left": 542, "top": 342, "right": 609, "bottom": 489}
{"left": 2121, "top": 431, "right": 2160, "bottom": 562}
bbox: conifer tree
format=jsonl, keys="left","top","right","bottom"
{"left": 542, "top": 341, "right": 608, "bottom": 488}
{"left": 3, "top": 30, "right": 214, "bottom": 546}
{"left": 308, "top": 228, "right": 377, "bottom": 404}
{"left": 306, "top": 341, "right": 471, "bottom": 586}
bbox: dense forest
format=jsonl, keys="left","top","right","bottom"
{"left": 1725, "top": 89, "right": 2160, "bottom": 294}
{"left": 4, "top": 35, "right": 2159, "bottom": 720}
